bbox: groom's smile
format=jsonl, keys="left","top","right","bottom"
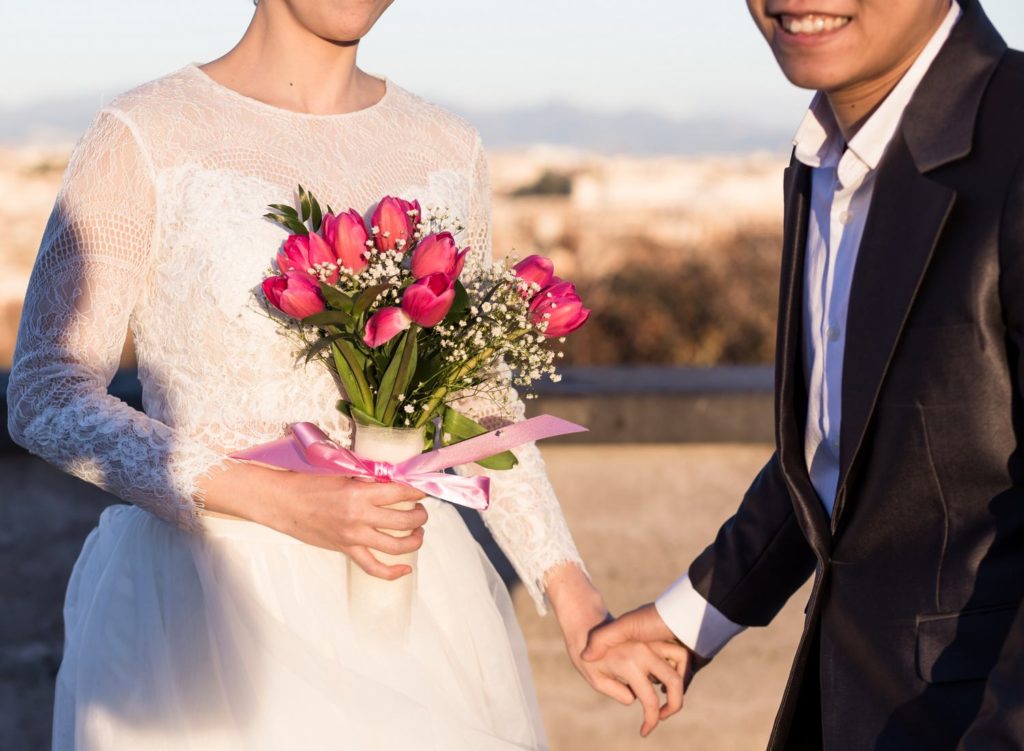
{"left": 747, "top": 0, "right": 952, "bottom": 104}
{"left": 775, "top": 12, "right": 852, "bottom": 39}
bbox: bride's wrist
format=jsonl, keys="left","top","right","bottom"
{"left": 229, "top": 464, "right": 307, "bottom": 530}
{"left": 544, "top": 563, "right": 608, "bottom": 646}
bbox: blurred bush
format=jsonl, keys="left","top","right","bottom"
{"left": 563, "top": 228, "right": 781, "bottom": 366}
{"left": 511, "top": 169, "right": 574, "bottom": 197}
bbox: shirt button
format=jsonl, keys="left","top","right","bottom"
{"left": 838, "top": 210, "right": 853, "bottom": 225}
{"left": 826, "top": 326, "right": 841, "bottom": 342}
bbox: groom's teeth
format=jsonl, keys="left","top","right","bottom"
{"left": 780, "top": 14, "right": 851, "bottom": 35}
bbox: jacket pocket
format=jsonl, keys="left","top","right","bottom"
{"left": 915, "top": 603, "right": 1019, "bottom": 683}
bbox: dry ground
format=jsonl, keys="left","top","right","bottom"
{"left": 516, "top": 443, "right": 808, "bottom": 751}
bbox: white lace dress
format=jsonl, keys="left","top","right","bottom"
{"left": 6, "top": 65, "right": 586, "bottom": 751}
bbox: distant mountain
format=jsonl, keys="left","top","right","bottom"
{"left": 451, "top": 102, "right": 792, "bottom": 155}
{"left": 0, "top": 95, "right": 109, "bottom": 146}
{"left": 0, "top": 93, "right": 792, "bottom": 155}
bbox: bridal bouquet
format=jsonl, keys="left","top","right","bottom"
{"left": 247, "top": 186, "right": 589, "bottom": 639}
{"left": 259, "top": 187, "right": 589, "bottom": 464}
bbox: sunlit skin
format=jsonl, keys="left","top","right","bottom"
{"left": 194, "top": 1, "right": 690, "bottom": 732}
{"left": 200, "top": 0, "right": 395, "bottom": 116}
{"left": 746, "top": 0, "right": 951, "bottom": 138}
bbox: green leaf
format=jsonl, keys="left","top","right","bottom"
{"left": 442, "top": 280, "right": 471, "bottom": 325}
{"left": 474, "top": 450, "right": 519, "bottom": 471}
{"left": 285, "top": 217, "right": 309, "bottom": 236}
{"left": 375, "top": 327, "right": 419, "bottom": 424}
{"left": 334, "top": 339, "right": 374, "bottom": 412}
{"left": 303, "top": 332, "right": 346, "bottom": 362}
{"left": 331, "top": 343, "right": 368, "bottom": 414}
{"left": 298, "top": 185, "right": 311, "bottom": 223}
{"left": 262, "top": 212, "right": 305, "bottom": 235}
{"left": 442, "top": 408, "right": 519, "bottom": 470}
{"left": 267, "top": 203, "right": 300, "bottom": 219}
{"left": 317, "top": 282, "right": 355, "bottom": 314}
{"left": 336, "top": 399, "right": 388, "bottom": 428}
{"left": 301, "top": 309, "right": 355, "bottom": 329}
{"left": 345, "top": 338, "right": 369, "bottom": 372}
{"left": 411, "top": 353, "right": 442, "bottom": 392}
{"left": 309, "top": 193, "right": 324, "bottom": 233}
{"left": 264, "top": 213, "right": 308, "bottom": 237}
{"left": 352, "top": 283, "right": 391, "bottom": 318}
{"left": 351, "top": 404, "right": 387, "bottom": 428}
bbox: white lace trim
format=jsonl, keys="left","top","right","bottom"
{"left": 6, "top": 67, "right": 585, "bottom": 610}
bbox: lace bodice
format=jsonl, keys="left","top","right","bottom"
{"left": 6, "top": 65, "right": 584, "bottom": 612}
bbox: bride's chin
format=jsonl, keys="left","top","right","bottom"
{"left": 281, "top": 1, "right": 392, "bottom": 47}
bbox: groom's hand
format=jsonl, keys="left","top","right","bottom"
{"left": 585, "top": 603, "right": 704, "bottom": 692}
{"left": 583, "top": 602, "right": 679, "bottom": 662}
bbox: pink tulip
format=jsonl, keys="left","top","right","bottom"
{"left": 411, "top": 232, "right": 469, "bottom": 279}
{"left": 371, "top": 196, "right": 421, "bottom": 253}
{"left": 529, "top": 280, "right": 590, "bottom": 337}
{"left": 513, "top": 255, "right": 556, "bottom": 299}
{"left": 402, "top": 273, "right": 456, "bottom": 328}
{"left": 276, "top": 233, "right": 339, "bottom": 283}
{"left": 262, "top": 272, "right": 326, "bottom": 320}
{"left": 363, "top": 306, "right": 412, "bottom": 348}
{"left": 322, "top": 209, "right": 371, "bottom": 273}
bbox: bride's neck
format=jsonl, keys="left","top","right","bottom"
{"left": 200, "top": 4, "right": 384, "bottom": 116}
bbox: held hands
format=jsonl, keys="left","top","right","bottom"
{"left": 583, "top": 636, "right": 691, "bottom": 737}
{"left": 582, "top": 602, "right": 700, "bottom": 737}
{"left": 262, "top": 471, "right": 427, "bottom": 579}
{"left": 545, "top": 567, "right": 692, "bottom": 737}
{"left": 583, "top": 602, "right": 687, "bottom": 663}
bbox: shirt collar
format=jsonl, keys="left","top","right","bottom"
{"left": 792, "top": 1, "right": 962, "bottom": 174}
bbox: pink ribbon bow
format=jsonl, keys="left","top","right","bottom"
{"left": 231, "top": 415, "right": 587, "bottom": 511}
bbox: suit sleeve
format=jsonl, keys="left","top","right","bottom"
{"left": 658, "top": 451, "right": 816, "bottom": 658}
{"left": 958, "top": 157, "right": 1024, "bottom": 751}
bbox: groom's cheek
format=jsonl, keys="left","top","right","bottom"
{"left": 745, "top": 0, "right": 773, "bottom": 42}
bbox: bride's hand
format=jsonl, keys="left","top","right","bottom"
{"left": 543, "top": 564, "right": 688, "bottom": 736}
{"left": 201, "top": 463, "right": 427, "bottom": 579}
{"left": 581, "top": 639, "right": 690, "bottom": 737}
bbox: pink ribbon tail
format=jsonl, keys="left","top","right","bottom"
{"left": 231, "top": 415, "right": 587, "bottom": 511}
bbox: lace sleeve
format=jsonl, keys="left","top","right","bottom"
{"left": 5, "top": 109, "right": 228, "bottom": 532}
{"left": 453, "top": 135, "right": 588, "bottom": 614}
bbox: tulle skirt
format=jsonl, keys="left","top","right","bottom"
{"left": 51, "top": 500, "right": 547, "bottom": 750}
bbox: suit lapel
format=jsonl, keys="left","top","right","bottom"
{"left": 769, "top": 2, "right": 1004, "bottom": 551}
{"left": 834, "top": 134, "right": 956, "bottom": 522}
{"left": 777, "top": 161, "right": 831, "bottom": 557}
{"left": 827, "top": 0, "right": 1004, "bottom": 530}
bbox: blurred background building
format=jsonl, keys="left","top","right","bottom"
{"left": 3, "top": 2, "right": 1023, "bottom": 749}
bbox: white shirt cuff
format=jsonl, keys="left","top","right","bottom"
{"left": 655, "top": 573, "right": 746, "bottom": 659}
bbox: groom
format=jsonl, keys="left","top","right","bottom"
{"left": 584, "top": 0, "right": 1024, "bottom": 748}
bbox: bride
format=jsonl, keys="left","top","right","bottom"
{"left": 7, "top": 1, "right": 687, "bottom": 748}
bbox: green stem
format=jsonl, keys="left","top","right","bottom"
{"left": 413, "top": 327, "right": 531, "bottom": 428}
{"left": 380, "top": 325, "right": 420, "bottom": 426}
{"left": 333, "top": 338, "right": 374, "bottom": 412}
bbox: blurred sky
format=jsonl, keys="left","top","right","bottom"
{"left": 2, "top": 0, "right": 1023, "bottom": 128}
